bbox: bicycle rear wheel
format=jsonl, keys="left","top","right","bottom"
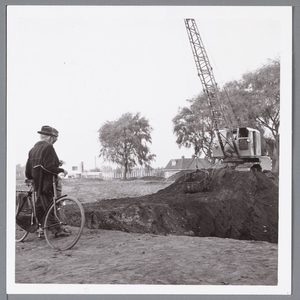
{"left": 15, "top": 191, "right": 31, "bottom": 242}
{"left": 43, "top": 197, "right": 85, "bottom": 251}
{"left": 15, "top": 224, "right": 29, "bottom": 242}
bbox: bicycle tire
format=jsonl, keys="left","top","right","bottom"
{"left": 15, "top": 224, "right": 29, "bottom": 242}
{"left": 43, "top": 196, "right": 85, "bottom": 251}
{"left": 15, "top": 192, "right": 31, "bottom": 243}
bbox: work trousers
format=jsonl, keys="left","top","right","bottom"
{"left": 36, "top": 178, "right": 62, "bottom": 233}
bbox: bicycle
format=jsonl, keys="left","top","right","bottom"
{"left": 15, "top": 176, "right": 85, "bottom": 251}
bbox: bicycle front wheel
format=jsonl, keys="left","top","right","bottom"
{"left": 43, "top": 197, "right": 85, "bottom": 251}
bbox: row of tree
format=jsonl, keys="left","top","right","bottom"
{"left": 98, "top": 58, "right": 280, "bottom": 177}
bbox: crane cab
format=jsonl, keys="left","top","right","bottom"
{"left": 236, "top": 127, "right": 262, "bottom": 157}
{"left": 212, "top": 127, "right": 262, "bottom": 158}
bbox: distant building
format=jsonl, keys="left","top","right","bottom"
{"left": 65, "top": 162, "right": 100, "bottom": 179}
{"left": 65, "top": 161, "right": 159, "bottom": 180}
{"left": 163, "top": 156, "right": 211, "bottom": 178}
{"left": 66, "top": 162, "right": 84, "bottom": 179}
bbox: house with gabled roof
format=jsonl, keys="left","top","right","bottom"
{"left": 163, "top": 156, "right": 211, "bottom": 178}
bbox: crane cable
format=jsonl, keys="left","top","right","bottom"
{"left": 223, "top": 87, "right": 240, "bottom": 127}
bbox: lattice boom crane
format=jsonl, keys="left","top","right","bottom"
{"left": 184, "top": 18, "right": 272, "bottom": 171}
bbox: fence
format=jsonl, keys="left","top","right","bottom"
{"left": 102, "top": 169, "right": 156, "bottom": 180}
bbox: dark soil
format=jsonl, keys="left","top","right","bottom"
{"left": 82, "top": 168, "right": 278, "bottom": 243}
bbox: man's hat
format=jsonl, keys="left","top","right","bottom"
{"left": 37, "top": 125, "right": 59, "bottom": 137}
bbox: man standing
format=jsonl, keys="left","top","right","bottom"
{"left": 25, "top": 125, "right": 69, "bottom": 237}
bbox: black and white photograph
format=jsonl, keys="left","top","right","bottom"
{"left": 6, "top": 5, "right": 292, "bottom": 295}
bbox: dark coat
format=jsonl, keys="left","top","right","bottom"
{"left": 25, "top": 141, "right": 64, "bottom": 196}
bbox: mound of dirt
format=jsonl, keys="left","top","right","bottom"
{"left": 82, "top": 168, "right": 278, "bottom": 243}
{"left": 166, "top": 170, "right": 195, "bottom": 181}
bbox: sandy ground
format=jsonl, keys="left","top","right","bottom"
{"left": 15, "top": 227, "right": 278, "bottom": 285}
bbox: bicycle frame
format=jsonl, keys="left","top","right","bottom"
{"left": 16, "top": 176, "right": 66, "bottom": 231}
{"left": 51, "top": 175, "right": 67, "bottom": 226}
{"left": 52, "top": 176, "right": 58, "bottom": 219}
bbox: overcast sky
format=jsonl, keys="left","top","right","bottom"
{"left": 8, "top": 6, "right": 287, "bottom": 170}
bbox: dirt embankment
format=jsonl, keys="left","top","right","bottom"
{"left": 82, "top": 168, "right": 278, "bottom": 243}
